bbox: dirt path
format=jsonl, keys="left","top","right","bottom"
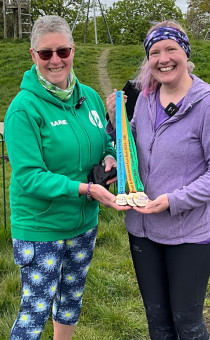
{"left": 97, "top": 47, "right": 113, "bottom": 101}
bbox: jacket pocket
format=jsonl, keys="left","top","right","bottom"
{"left": 34, "top": 197, "right": 84, "bottom": 231}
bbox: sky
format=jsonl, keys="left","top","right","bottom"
{"left": 175, "top": 0, "right": 188, "bottom": 13}
{"left": 97, "top": 0, "right": 188, "bottom": 14}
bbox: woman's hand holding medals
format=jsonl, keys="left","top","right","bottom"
{"left": 133, "top": 194, "right": 169, "bottom": 214}
{"left": 88, "top": 184, "right": 131, "bottom": 211}
{"left": 88, "top": 156, "right": 131, "bottom": 211}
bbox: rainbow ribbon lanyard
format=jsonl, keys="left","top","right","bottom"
{"left": 116, "top": 91, "right": 126, "bottom": 194}
{"left": 116, "top": 91, "right": 144, "bottom": 193}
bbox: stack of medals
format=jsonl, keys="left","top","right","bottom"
{"left": 115, "top": 91, "right": 148, "bottom": 207}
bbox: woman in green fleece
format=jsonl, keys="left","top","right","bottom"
{"left": 4, "top": 15, "right": 129, "bottom": 340}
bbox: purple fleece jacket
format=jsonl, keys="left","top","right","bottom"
{"left": 109, "top": 75, "right": 210, "bottom": 244}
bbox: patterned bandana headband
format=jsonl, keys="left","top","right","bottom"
{"left": 144, "top": 26, "right": 191, "bottom": 59}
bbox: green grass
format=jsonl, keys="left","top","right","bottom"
{"left": 0, "top": 40, "right": 33, "bottom": 122}
{"left": 0, "top": 39, "right": 210, "bottom": 339}
{"left": 1, "top": 40, "right": 210, "bottom": 121}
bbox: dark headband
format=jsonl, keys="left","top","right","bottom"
{"left": 144, "top": 26, "right": 191, "bottom": 59}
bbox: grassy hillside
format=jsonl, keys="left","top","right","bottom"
{"left": 1, "top": 39, "right": 210, "bottom": 121}
{"left": 0, "top": 39, "right": 210, "bottom": 339}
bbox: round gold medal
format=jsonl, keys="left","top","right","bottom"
{"left": 116, "top": 194, "right": 128, "bottom": 206}
{"left": 126, "top": 193, "right": 137, "bottom": 207}
{"left": 133, "top": 192, "right": 148, "bottom": 207}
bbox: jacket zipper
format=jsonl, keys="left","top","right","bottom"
{"left": 73, "top": 105, "right": 92, "bottom": 170}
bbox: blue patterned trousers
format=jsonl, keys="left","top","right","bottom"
{"left": 10, "top": 227, "right": 97, "bottom": 340}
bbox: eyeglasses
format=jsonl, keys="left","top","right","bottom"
{"left": 34, "top": 47, "right": 72, "bottom": 61}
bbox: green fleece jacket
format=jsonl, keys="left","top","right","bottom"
{"left": 4, "top": 65, "right": 116, "bottom": 241}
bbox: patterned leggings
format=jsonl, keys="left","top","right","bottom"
{"left": 10, "top": 227, "right": 97, "bottom": 340}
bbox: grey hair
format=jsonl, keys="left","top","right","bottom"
{"left": 31, "top": 15, "right": 73, "bottom": 49}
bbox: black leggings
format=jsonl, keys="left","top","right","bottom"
{"left": 128, "top": 234, "right": 210, "bottom": 340}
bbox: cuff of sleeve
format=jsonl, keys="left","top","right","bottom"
{"left": 66, "top": 180, "right": 81, "bottom": 198}
{"left": 167, "top": 193, "right": 178, "bottom": 217}
{"left": 106, "top": 120, "right": 115, "bottom": 133}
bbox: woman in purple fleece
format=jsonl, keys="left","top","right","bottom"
{"left": 106, "top": 20, "right": 210, "bottom": 340}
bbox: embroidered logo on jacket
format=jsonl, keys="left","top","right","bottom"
{"left": 89, "top": 110, "right": 103, "bottom": 128}
{"left": 51, "top": 120, "right": 68, "bottom": 127}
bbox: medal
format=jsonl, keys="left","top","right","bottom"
{"left": 133, "top": 192, "right": 149, "bottom": 207}
{"left": 126, "top": 193, "right": 137, "bottom": 207}
{"left": 116, "top": 194, "right": 128, "bottom": 206}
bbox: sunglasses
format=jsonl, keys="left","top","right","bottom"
{"left": 34, "top": 47, "right": 72, "bottom": 61}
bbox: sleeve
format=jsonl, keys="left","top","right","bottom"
{"left": 4, "top": 110, "right": 80, "bottom": 200}
{"left": 168, "top": 103, "right": 210, "bottom": 216}
{"left": 103, "top": 129, "right": 116, "bottom": 160}
{"left": 106, "top": 120, "right": 116, "bottom": 143}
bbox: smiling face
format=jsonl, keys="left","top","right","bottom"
{"left": 30, "top": 32, "right": 75, "bottom": 90}
{"left": 148, "top": 39, "right": 189, "bottom": 89}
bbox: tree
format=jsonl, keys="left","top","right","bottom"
{"left": 29, "top": 0, "right": 184, "bottom": 44}
{"left": 31, "top": 0, "right": 86, "bottom": 28}
{"left": 103, "top": 0, "right": 183, "bottom": 45}
{"left": 187, "top": 0, "right": 210, "bottom": 39}
{"left": 187, "top": 0, "right": 210, "bottom": 13}
{"left": 71, "top": 1, "right": 112, "bottom": 44}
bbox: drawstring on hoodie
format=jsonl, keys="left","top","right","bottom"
{"left": 59, "top": 101, "right": 83, "bottom": 172}
{"left": 71, "top": 107, "right": 83, "bottom": 172}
